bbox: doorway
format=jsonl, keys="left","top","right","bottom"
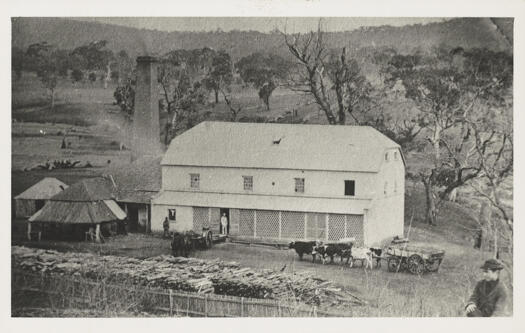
{"left": 219, "top": 208, "right": 230, "bottom": 235}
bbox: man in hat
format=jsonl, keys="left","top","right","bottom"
{"left": 465, "top": 259, "right": 508, "bottom": 317}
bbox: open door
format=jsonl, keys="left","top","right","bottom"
{"left": 219, "top": 208, "right": 230, "bottom": 235}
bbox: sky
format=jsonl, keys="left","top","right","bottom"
{"left": 74, "top": 17, "right": 448, "bottom": 33}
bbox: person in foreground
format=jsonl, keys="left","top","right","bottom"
{"left": 465, "top": 258, "right": 508, "bottom": 317}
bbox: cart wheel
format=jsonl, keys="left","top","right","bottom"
{"left": 407, "top": 254, "right": 425, "bottom": 275}
{"left": 205, "top": 231, "right": 213, "bottom": 249}
{"left": 388, "top": 257, "right": 401, "bottom": 272}
{"left": 425, "top": 259, "right": 442, "bottom": 272}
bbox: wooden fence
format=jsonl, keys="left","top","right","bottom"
{"left": 12, "top": 270, "right": 350, "bottom": 317}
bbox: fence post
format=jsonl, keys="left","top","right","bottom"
{"left": 204, "top": 295, "right": 208, "bottom": 317}
{"left": 186, "top": 294, "right": 190, "bottom": 317}
{"left": 313, "top": 306, "right": 317, "bottom": 317}
{"left": 169, "top": 290, "right": 173, "bottom": 316}
{"left": 241, "top": 297, "right": 244, "bottom": 317}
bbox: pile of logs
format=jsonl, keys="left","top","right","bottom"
{"left": 12, "top": 246, "right": 365, "bottom": 309}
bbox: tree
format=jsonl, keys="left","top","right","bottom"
{"left": 71, "top": 40, "right": 114, "bottom": 89}
{"left": 113, "top": 79, "right": 135, "bottom": 116}
{"left": 88, "top": 72, "right": 97, "bottom": 83}
{"left": 236, "top": 52, "right": 290, "bottom": 111}
{"left": 25, "top": 42, "right": 65, "bottom": 109}
{"left": 71, "top": 68, "right": 83, "bottom": 83}
{"left": 283, "top": 27, "right": 372, "bottom": 124}
{"left": 386, "top": 48, "right": 512, "bottom": 225}
{"left": 203, "top": 50, "right": 233, "bottom": 104}
{"left": 158, "top": 55, "right": 209, "bottom": 144}
{"left": 12, "top": 47, "right": 26, "bottom": 80}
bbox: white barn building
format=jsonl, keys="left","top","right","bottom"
{"left": 151, "top": 121, "right": 405, "bottom": 246}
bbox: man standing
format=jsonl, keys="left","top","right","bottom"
{"left": 465, "top": 259, "right": 508, "bottom": 317}
{"left": 163, "top": 217, "right": 170, "bottom": 238}
{"left": 220, "top": 213, "right": 228, "bottom": 235}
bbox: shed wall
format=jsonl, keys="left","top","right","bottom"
{"left": 15, "top": 199, "right": 36, "bottom": 218}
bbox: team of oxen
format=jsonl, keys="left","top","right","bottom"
{"left": 288, "top": 239, "right": 383, "bottom": 269}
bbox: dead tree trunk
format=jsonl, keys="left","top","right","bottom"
{"left": 422, "top": 174, "right": 437, "bottom": 225}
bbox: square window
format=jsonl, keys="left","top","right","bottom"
{"left": 295, "top": 178, "right": 305, "bottom": 193}
{"left": 168, "top": 209, "right": 176, "bottom": 221}
{"left": 344, "top": 180, "right": 355, "bottom": 196}
{"left": 243, "top": 176, "right": 253, "bottom": 191}
{"left": 190, "top": 173, "right": 200, "bottom": 189}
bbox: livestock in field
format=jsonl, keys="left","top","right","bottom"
{"left": 289, "top": 241, "right": 317, "bottom": 262}
{"left": 171, "top": 232, "right": 193, "bottom": 257}
{"left": 349, "top": 247, "right": 373, "bottom": 269}
{"left": 313, "top": 242, "right": 353, "bottom": 264}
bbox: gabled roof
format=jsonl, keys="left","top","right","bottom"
{"left": 162, "top": 122, "right": 401, "bottom": 172}
{"left": 50, "top": 177, "right": 116, "bottom": 202}
{"left": 15, "top": 177, "right": 68, "bottom": 200}
{"left": 106, "top": 157, "right": 162, "bottom": 203}
{"left": 29, "top": 200, "right": 126, "bottom": 224}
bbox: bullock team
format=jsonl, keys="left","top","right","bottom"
{"left": 288, "top": 240, "right": 383, "bottom": 269}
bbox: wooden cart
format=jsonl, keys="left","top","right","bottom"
{"left": 385, "top": 245, "right": 445, "bottom": 274}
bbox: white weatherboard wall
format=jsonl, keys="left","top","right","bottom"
{"left": 365, "top": 148, "right": 405, "bottom": 246}
{"left": 151, "top": 204, "right": 193, "bottom": 233}
{"left": 162, "top": 166, "right": 376, "bottom": 199}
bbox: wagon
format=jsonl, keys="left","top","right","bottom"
{"left": 385, "top": 245, "right": 445, "bottom": 274}
{"left": 189, "top": 227, "right": 214, "bottom": 249}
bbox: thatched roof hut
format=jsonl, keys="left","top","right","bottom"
{"left": 14, "top": 177, "right": 68, "bottom": 218}
{"left": 28, "top": 177, "right": 126, "bottom": 242}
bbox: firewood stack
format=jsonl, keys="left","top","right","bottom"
{"left": 12, "top": 246, "right": 365, "bottom": 309}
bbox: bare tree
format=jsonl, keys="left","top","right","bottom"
{"left": 283, "top": 24, "right": 372, "bottom": 125}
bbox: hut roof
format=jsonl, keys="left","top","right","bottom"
{"left": 50, "top": 177, "right": 117, "bottom": 202}
{"left": 14, "top": 177, "right": 68, "bottom": 200}
{"left": 29, "top": 200, "right": 126, "bottom": 224}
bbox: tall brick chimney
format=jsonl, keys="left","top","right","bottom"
{"left": 133, "top": 56, "right": 161, "bottom": 157}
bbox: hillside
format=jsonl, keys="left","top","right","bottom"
{"left": 12, "top": 17, "right": 512, "bottom": 58}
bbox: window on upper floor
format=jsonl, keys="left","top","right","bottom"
{"left": 344, "top": 180, "right": 355, "bottom": 196}
{"left": 295, "top": 178, "right": 305, "bottom": 193}
{"left": 394, "top": 151, "right": 399, "bottom": 161}
{"left": 190, "top": 173, "right": 200, "bottom": 189}
{"left": 384, "top": 181, "right": 388, "bottom": 195}
{"left": 243, "top": 176, "right": 253, "bottom": 191}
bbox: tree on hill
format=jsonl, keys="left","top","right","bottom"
{"left": 203, "top": 50, "right": 233, "bottom": 104}
{"left": 158, "top": 55, "right": 209, "bottom": 144}
{"left": 386, "top": 47, "right": 513, "bottom": 225}
{"left": 25, "top": 42, "right": 66, "bottom": 109}
{"left": 71, "top": 40, "right": 114, "bottom": 89}
{"left": 283, "top": 27, "right": 372, "bottom": 124}
{"left": 71, "top": 68, "right": 83, "bottom": 83}
{"left": 236, "top": 52, "right": 290, "bottom": 111}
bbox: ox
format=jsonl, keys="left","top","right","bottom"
{"left": 171, "top": 232, "right": 193, "bottom": 257}
{"left": 313, "top": 242, "right": 353, "bottom": 264}
{"left": 289, "top": 241, "right": 318, "bottom": 262}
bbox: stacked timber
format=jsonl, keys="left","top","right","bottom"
{"left": 12, "top": 246, "right": 365, "bottom": 309}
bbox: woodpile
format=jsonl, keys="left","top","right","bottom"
{"left": 12, "top": 246, "right": 365, "bottom": 310}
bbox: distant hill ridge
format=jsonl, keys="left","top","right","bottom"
{"left": 12, "top": 17, "right": 512, "bottom": 58}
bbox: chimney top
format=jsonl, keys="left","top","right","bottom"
{"left": 136, "top": 55, "right": 158, "bottom": 63}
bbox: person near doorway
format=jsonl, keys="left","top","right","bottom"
{"left": 465, "top": 259, "right": 508, "bottom": 317}
{"left": 220, "top": 213, "right": 228, "bottom": 235}
{"left": 163, "top": 217, "right": 170, "bottom": 238}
